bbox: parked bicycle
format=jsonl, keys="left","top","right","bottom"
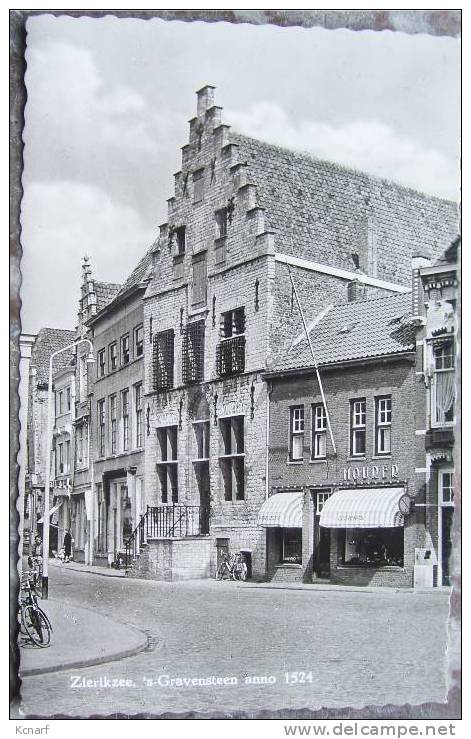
{"left": 216, "top": 552, "right": 248, "bottom": 581}
{"left": 19, "top": 568, "right": 52, "bottom": 648}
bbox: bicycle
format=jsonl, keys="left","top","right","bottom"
{"left": 216, "top": 552, "right": 247, "bottom": 581}
{"left": 19, "top": 570, "right": 52, "bottom": 648}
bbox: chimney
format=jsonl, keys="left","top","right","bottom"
{"left": 347, "top": 278, "right": 366, "bottom": 303}
{"left": 196, "top": 85, "right": 216, "bottom": 118}
{"left": 411, "top": 254, "right": 431, "bottom": 319}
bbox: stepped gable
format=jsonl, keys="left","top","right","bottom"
{"left": 31, "top": 328, "right": 76, "bottom": 385}
{"left": 232, "top": 133, "right": 459, "bottom": 277}
{"left": 272, "top": 292, "right": 415, "bottom": 373}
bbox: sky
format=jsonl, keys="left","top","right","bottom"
{"left": 20, "top": 14, "right": 460, "bottom": 333}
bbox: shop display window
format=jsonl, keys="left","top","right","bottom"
{"left": 342, "top": 527, "right": 403, "bottom": 567}
{"left": 281, "top": 528, "right": 302, "bottom": 564}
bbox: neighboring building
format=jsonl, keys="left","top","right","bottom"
{"left": 85, "top": 250, "right": 152, "bottom": 566}
{"left": 134, "top": 86, "right": 459, "bottom": 582}
{"left": 50, "top": 362, "right": 75, "bottom": 554}
{"left": 70, "top": 257, "right": 122, "bottom": 564}
{"left": 70, "top": 254, "right": 152, "bottom": 566}
{"left": 24, "top": 327, "right": 75, "bottom": 551}
{"left": 419, "top": 238, "right": 459, "bottom": 586}
{"left": 263, "top": 292, "right": 423, "bottom": 587}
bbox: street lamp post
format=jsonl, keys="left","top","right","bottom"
{"left": 42, "top": 338, "right": 95, "bottom": 599}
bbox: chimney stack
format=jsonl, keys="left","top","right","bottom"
{"left": 347, "top": 278, "right": 367, "bottom": 303}
{"left": 196, "top": 85, "right": 216, "bottom": 118}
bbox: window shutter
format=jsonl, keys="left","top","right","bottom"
{"left": 153, "top": 329, "right": 174, "bottom": 390}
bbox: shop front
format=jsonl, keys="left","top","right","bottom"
{"left": 319, "top": 486, "right": 415, "bottom": 587}
{"left": 258, "top": 491, "right": 307, "bottom": 583}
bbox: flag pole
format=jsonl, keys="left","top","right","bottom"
{"left": 287, "top": 265, "right": 337, "bottom": 456}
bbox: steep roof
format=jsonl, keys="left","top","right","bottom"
{"left": 94, "top": 281, "right": 122, "bottom": 311}
{"left": 88, "top": 247, "right": 154, "bottom": 325}
{"left": 114, "top": 246, "right": 154, "bottom": 301}
{"left": 30, "top": 328, "right": 76, "bottom": 386}
{"left": 233, "top": 134, "right": 459, "bottom": 276}
{"left": 270, "top": 293, "right": 415, "bottom": 373}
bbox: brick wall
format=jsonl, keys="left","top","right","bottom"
{"left": 269, "top": 357, "right": 419, "bottom": 492}
{"left": 128, "top": 537, "right": 211, "bottom": 581}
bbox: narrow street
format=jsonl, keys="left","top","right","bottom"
{"left": 17, "top": 566, "right": 451, "bottom": 717}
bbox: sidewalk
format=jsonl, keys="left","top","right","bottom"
{"left": 19, "top": 598, "right": 148, "bottom": 677}
{"left": 48, "top": 557, "right": 125, "bottom": 578}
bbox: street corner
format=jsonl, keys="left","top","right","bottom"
{"left": 19, "top": 598, "right": 148, "bottom": 677}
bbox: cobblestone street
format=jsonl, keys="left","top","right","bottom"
{"left": 17, "top": 566, "right": 452, "bottom": 717}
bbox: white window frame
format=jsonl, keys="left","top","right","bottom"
{"left": 431, "top": 341, "right": 455, "bottom": 428}
{"left": 289, "top": 406, "right": 305, "bottom": 462}
{"left": 375, "top": 396, "right": 392, "bottom": 456}
{"left": 311, "top": 404, "right": 327, "bottom": 460}
{"left": 438, "top": 467, "right": 455, "bottom": 587}
{"left": 315, "top": 490, "right": 332, "bottom": 515}
{"left": 350, "top": 399, "right": 366, "bottom": 457}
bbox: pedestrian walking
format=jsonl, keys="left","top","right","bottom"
{"left": 63, "top": 528, "right": 72, "bottom": 563}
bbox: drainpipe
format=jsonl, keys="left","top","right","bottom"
{"left": 265, "top": 381, "right": 272, "bottom": 501}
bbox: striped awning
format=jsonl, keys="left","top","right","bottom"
{"left": 258, "top": 492, "right": 303, "bottom": 528}
{"left": 319, "top": 487, "right": 411, "bottom": 529}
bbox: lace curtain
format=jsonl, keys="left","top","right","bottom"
{"left": 435, "top": 370, "right": 455, "bottom": 424}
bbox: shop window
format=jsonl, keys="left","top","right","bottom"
{"left": 192, "top": 252, "right": 207, "bottom": 306}
{"left": 97, "top": 349, "right": 106, "bottom": 378}
{"left": 289, "top": 406, "right": 304, "bottom": 461}
{"left": 281, "top": 528, "right": 302, "bottom": 564}
{"left": 134, "top": 325, "right": 144, "bottom": 358}
{"left": 122, "top": 389, "right": 129, "bottom": 452}
{"left": 109, "top": 394, "right": 117, "bottom": 454}
{"left": 135, "top": 383, "right": 143, "bottom": 448}
{"left": 109, "top": 342, "right": 118, "bottom": 372}
{"left": 153, "top": 329, "right": 174, "bottom": 391}
{"left": 432, "top": 341, "right": 455, "bottom": 426}
{"left": 311, "top": 404, "right": 327, "bottom": 459}
{"left": 193, "top": 169, "right": 204, "bottom": 203}
{"left": 216, "top": 307, "right": 246, "bottom": 377}
{"left": 440, "top": 470, "right": 454, "bottom": 505}
{"left": 215, "top": 207, "right": 228, "bottom": 238}
{"left": 342, "top": 528, "right": 404, "bottom": 567}
{"left": 182, "top": 320, "right": 205, "bottom": 384}
{"left": 98, "top": 399, "right": 106, "bottom": 457}
{"left": 350, "top": 399, "right": 366, "bottom": 457}
{"left": 219, "top": 415, "right": 245, "bottom": 501}
{"left": 375, "top": 396, "right": 391, "bottom": 456}
{"left": 156, "top": 426, "right": 178, "bottom": 503}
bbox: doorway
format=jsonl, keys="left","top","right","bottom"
{"left": 317, "top": 527, "right": 331, "bottom": 578}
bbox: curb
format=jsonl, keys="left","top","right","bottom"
{"left": 48, "top": 561, "right": 125, "bottom": 578}
{"left": 20, "top": 607, "right": 149, "bottom": 678}
{"left": 238, "top": 583, "right": 452, "bottom": 595}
